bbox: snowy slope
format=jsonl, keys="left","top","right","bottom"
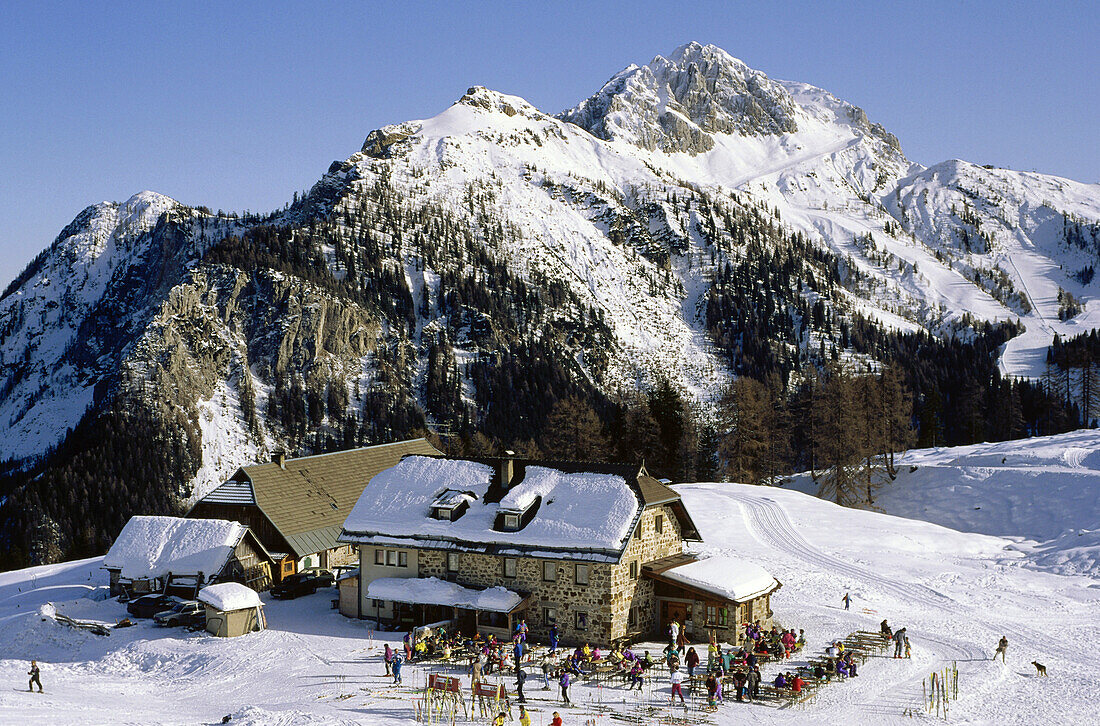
{"left": 787, "top": 428, "right": 1100, "bottom": 578}
{"left": 2, "top": 433, "right": 1098, "bottom": 724}
{"left": 891, "top": 161, "right": 1100, "bottom": 376}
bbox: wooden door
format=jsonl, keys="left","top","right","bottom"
{"left": 660, "top": 600, "right": 688, "bottom": 631}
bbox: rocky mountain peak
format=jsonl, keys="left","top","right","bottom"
{"left": 455, "top": 86, "right": 541, "bottom": 119}
{"left": 558, "top": 41, "right": 798, "bottom": 154}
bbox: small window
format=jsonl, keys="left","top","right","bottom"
{"left": 655, "top": 515, "right": 664, "bottom": 534}
{"left": 543, "top": 606, "right": 557, "bottom": 625}
{"left": 503, "top": 513, "right": 519, "bottom": 530}
{"left": 371, "top": 598, "right": 385, "bottom": 608}
{"left": 543, "top": 560, "right": 557, "bottom": 582}
{"left": 635, "top": 521, "right": 643, "bottom": 539}
{"left": 503, "top": 558, "right": 517, "bottom": 578}
{"left": 386, "top": 550, "right": 397, "bottom": 566}
{"left": 629, "top": 560, "right": 639, "bottom": 580}
{"left": 574, "top": 564, "right": 589, "bottom": 586}
{"left": 718, "top": 607, "right": 728, "bottom": 626}
{"left": 706, "top": 605, "right": 717, "bottom": 624}
{"left": 374, "top": 549, "right": 384, "bottom": 566}
{"left": 575, "top": 611, "right": 588, "bottom": 630}
{"left": 398, "top": 551, "right": 408, "bottom": 568}
{"left": 628, "top": 606, "right": 638, "bottom": 628}
{"left": 447, "top": 552, "right": 459, "bottom": 572}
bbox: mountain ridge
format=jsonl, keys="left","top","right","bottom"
{"left": 1, "top": 42, "right": 1097, "bottom": 566}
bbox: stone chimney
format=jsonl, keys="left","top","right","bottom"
{"left": 273, "top": 451, "right": 286, "bottom": 469}
{"left": 498, "top": 451, "right": 515, "bottom": 489}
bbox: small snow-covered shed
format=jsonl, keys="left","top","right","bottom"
{"left": 103, "top": 515, "right": 274, "bottom": 597}
{"left": 198, "top": 582, "right": 265, "bottom": 637}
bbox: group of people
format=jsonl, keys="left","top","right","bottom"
{"left": 880, "top": 620, "right": 912, "bottom": 659}
{"left": 383, "top": 617, "right": 827, "bottom": 714}
{"left": 811, "top": 650, "right": 859, "bottom": 680}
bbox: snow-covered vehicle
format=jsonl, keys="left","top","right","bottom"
{"left": 153, "top": 600, "right": 204, "bottom": 627}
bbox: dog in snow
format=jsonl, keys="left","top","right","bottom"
{"left": 1031, "top": 661, "right": 1047, "bottom": 677}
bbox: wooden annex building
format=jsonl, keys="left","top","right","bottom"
{"left": 188, "top": 439, "right": 440, "bottom": 583}
{"left": 103, "top": 515, "right": 274, "bottom": 597}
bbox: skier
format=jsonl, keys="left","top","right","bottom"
{"left": 842, "top": 592, "right": 851, "bottom": 610}
{"left": 518, "top": 704, "right": 532, "bottom": 726}
{"left": 628, "top": 661, "right": 644, "bottom": 690}
{"left": 669, "top": 669, "right": 685, "bottom": 704}
{"left": 905, "top": 636, "right": 912, "bottom": 659}
{"left": 668, "top": 620, "right": 680, "bottom": 652}
{"left": 732, "top": 668, "right": 747, "bottom": 702}
{"left": 995, "top": 635, "right": 1008, "bottom": 663}
{"left": 383, "top": 644, "right": 394, "bottom": 676}
{"left": 392, "top": 653, "right": 403, "bottom": 685}
{"left": 27, "top": 661, "right": 42, "bottom": 693}
{"left": 685, "top": 646, "right": 700, "bottom": 682}
{"left": 541, "top": 656, "right": 553, "bottom": 689}
{"left": 515, "top": 666, "right": 527, "bottom": 704}
{"left": 704, "top": 673, "right": 718, "bottom": 707}
{"left": 747, "top": 665, "right": 761, "bottom": 701}
{"left": 549, "top": 623, "right": 559, "bottom": 653}
{"left": 893, "top": 627, "right": 907, "bottom": 658}
{"left": 559, "top": 670, "right": 572, "bottom": 705}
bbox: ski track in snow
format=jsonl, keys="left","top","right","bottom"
{"left": 725, "top": 488, "right": 1083, "bottom": 664}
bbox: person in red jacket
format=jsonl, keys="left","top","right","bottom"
{"left": 791, "top": 673, "right": 805, "bottom": 693}
{"left": 551, "top": 711, "right": 563, "bottom": 726}
{"left": 685, "top": 647, "right": 701, "bottom": 682}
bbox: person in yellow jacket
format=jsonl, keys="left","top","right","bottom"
{"left": 518, "top": 704, "right": 532, "bottom": 726}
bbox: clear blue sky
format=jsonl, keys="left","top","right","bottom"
{"left": 1, "top": 1, "right": 1096, "bottom": 287}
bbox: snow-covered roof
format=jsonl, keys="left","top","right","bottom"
{"left": 661, "top": 555, "right": 778, "bottom": 603}
{"left": 366, "top": 577, "right": 523, "bottom": 613}
{"left": 340, "top": 457, "right": 642, "bottom": 560}
{"left": 198, "top": 582, "right": 262, "bottom": 612}
{"left": 103, "top": 516, "right": 245, "bottom": 581}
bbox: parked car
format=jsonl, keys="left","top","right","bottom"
{"left": 300, "top": 568, "right": 336, "bottom": 588}
{"left": 271, "top": 572, "right": 326, "bottom": 599}
{"left": 127, "top": 594, "right": 183, "bottom": 619}
{"left": 154, "top": 601, "right": 204, "bottom": 627}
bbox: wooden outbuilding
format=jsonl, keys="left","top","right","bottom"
{"left": 198, "top": 582, "right": 266, "bottom": 638}
{"left": 103, "top": 515, "right": 274, "bottom": 597}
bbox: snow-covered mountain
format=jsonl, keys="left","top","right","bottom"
{"left": 2, "top": 42, "right": 1099, "bottom": 563}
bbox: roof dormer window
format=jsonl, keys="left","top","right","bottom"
{"left": 495, "top": 494, "right": 541, "bottom": 532}
{"left": 430, "top": 490, "right": 475, "bottom": 521}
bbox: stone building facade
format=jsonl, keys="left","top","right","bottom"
{"left": 345, "top": 500, "right": 690, "bottom": 647}
{"left": 337, "top": 455, "right": 786, "bottom": 649}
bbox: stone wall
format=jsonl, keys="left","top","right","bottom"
{"left": 418, "top": 550, "right": 617, "bottom": 647}
{"left": 344, "top": 503, "right": 689, "bottom": 647}
{"left": 609, "top": 504, "right": 685, "bottom": 641}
